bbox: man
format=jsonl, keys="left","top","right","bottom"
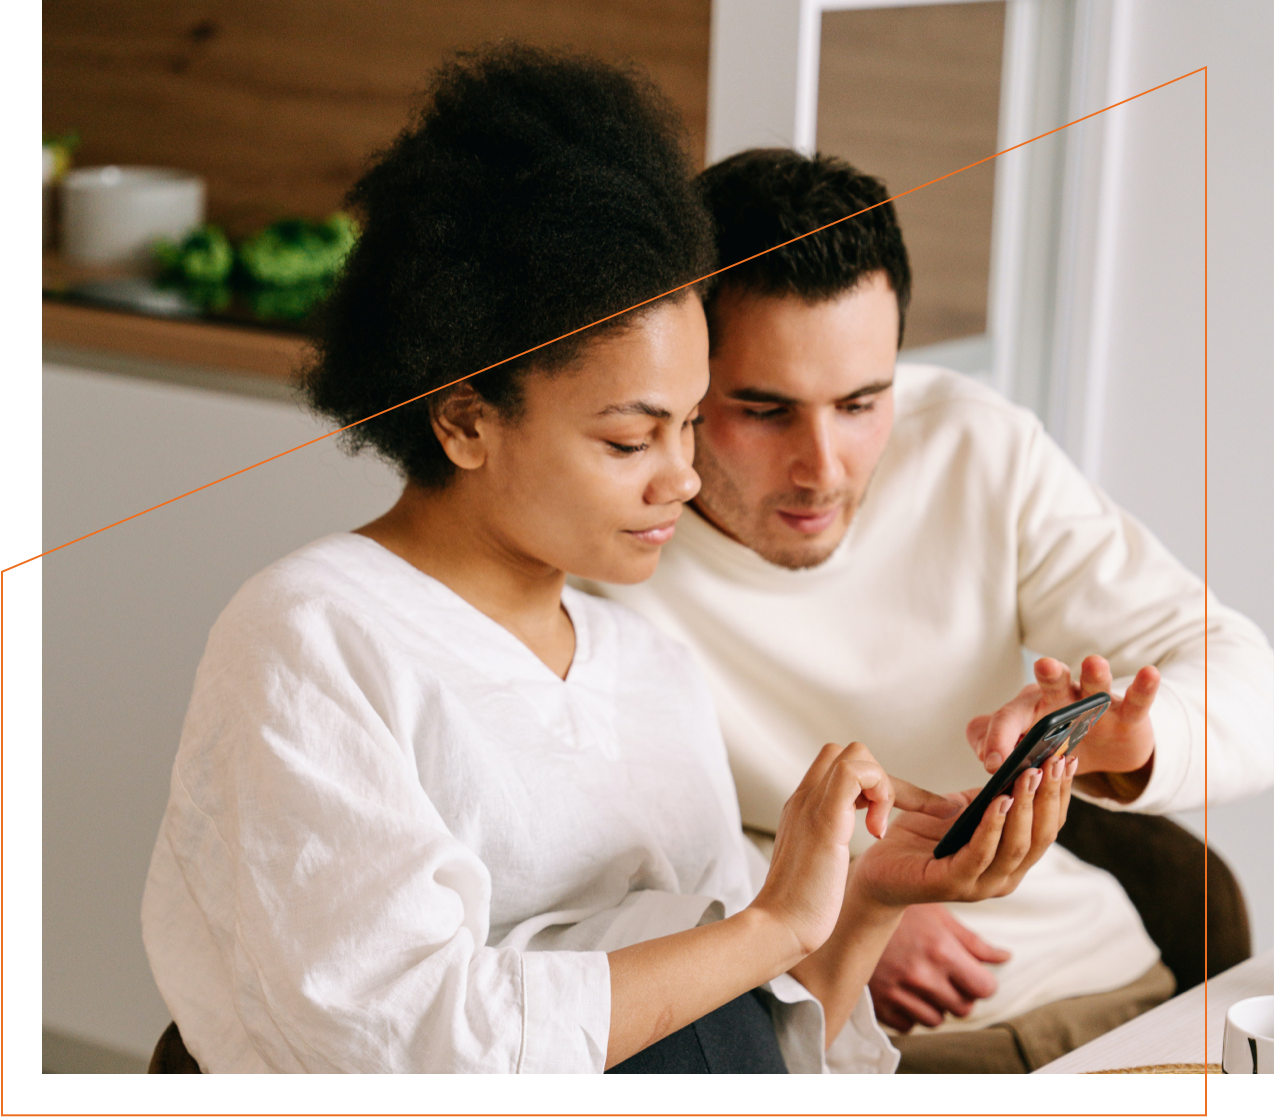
{"left": 580, "top": 149, "right": 1274, "bottom": 1072}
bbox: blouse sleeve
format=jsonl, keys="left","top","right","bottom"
{"left": 144, "top": 595, "right": 611, "bottom": 1073}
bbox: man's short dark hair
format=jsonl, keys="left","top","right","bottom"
{"left": 698, "top": 149, "right": 911, "bottom": 345}
{"left": 304, "top": 44, "right": 713, "bottom": 487}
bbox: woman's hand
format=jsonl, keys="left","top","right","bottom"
{"left": 751, "top": 742, "right": 953, "bottom": 959}
{"left": 607, "top": 743, "right": 953, "bottom": 1067}
{"left": 850, "top": 751, "right": 1077, "bottom": 911}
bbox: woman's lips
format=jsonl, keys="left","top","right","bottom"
{"left": 625, "top": 520, "right": 679, "bottom": 545}
{"left": 776, "top": 507, "right": 840, "bottom": 535}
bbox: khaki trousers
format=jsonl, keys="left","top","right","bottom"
{"left": 891, "top": 959, "right": 1176, "bottom": 1073}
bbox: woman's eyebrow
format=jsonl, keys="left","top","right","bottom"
{"left": 595, "top": 400, "right": 673, "bottom": 419}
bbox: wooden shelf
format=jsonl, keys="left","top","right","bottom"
{"left": 43, "top": 299, "right": 309, "bottom": 385}
{"left": 43, "top": 252, "right": 311, "bottom": 387}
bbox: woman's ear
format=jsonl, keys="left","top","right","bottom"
{"left": 430, "top": 384, "right": 491, "bottom": 471}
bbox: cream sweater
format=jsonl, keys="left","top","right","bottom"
{"left": 581, "top": 364, "right": 1274, "bottom": 1030}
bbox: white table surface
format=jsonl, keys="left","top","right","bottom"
{"left": 1036, "top": 949, "right": 1274, "bottom": 1073}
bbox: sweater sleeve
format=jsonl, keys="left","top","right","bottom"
{"left": 146, "top": 599, "right": 610, "bottom": 1073}
{"left": 1013, "top": 421, "right": 1273, "bottom": 813}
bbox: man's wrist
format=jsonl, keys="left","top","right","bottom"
{"left": 1074, "top": 752, "right": 1154, "bottom": 803}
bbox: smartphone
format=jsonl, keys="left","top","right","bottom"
{"left": 932, "top": 692, "right": 1111, "bottom": 859}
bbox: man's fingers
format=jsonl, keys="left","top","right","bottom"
{"left": 1119, "top": 665, "right": 1161, "bottom": 721}
{"left": 981, "top": 686, "right": 1040, "bottom": 772}
{"left": 892, "top": 779, "right": 960, "bottom": 819}
{"left": 920, "top": 978, "right": 977, "bottom": 1019}
{"left": 1079, "top": 654, "right": 1114, "bottom": 697}
{"left": 886, "top": 987, "right": 946, "bottom": 1030}
{"left": 873, "top": 999, "right": 920, "bottom": 1034}
{"left": 966, "top": 714, "right": 991, "bottom": 751}
{"left": 1033, "top": 657, "right": 1075, "bottom": 711}
{"left": 950, "top": 919, "right": 1013, "bottom": 965}
{"left": 944, "top": 957, "right": 999, "bottom": 1003}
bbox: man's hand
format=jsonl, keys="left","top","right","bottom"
{"left": 867, "top": 904, "right": 1011, "bottom": 1032}
{"left": 966, "top": 655, "right": 1160, "bottom": 801}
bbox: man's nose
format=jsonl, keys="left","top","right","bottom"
{"left": 789, "top": 412, "right": 846, "bottom": 490}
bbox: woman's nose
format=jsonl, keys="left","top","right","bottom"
{"left": 649, "top": 445, "right": 701, "bottom": 505}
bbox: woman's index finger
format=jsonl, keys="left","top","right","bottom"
{"left": 891, "top": 778, "right": 960, "bottom": 819}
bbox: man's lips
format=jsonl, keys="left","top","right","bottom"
{"left": 775, "top": 507, "right": 841, "bottom": 535}
{"left": 624, "top": 519, "right": 679, "bottom": 545}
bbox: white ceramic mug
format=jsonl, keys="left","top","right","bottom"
{"left": 1222, "top": 994, "right": 1274, "bottom": 1073}
{"left": 61, "top": 166, "right": 205, "bottom": 266}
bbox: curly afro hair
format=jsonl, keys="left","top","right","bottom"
{"left": 304, "top": 44, "right": 714, "bottom": 487}
{"left": 698, "top": 148, "right": 911, "bottom": 347}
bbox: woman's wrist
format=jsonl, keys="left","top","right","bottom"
{"left": 787, "top": 878, "right": 906, "bottom": 1049}
{"left": 736, "top": 901, "right": 812, "bottom": 976}
{"left": 843, "top": 859, "right": 908, "bottom": 924}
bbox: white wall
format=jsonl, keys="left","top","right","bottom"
{"left": 42, "top": 362, "right": 400, "bottom": 1060}
{"left": 1069, "top": 0, "right": 1274, "bottom": 950}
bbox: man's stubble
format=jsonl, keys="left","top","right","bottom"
{"left": 690, "top": 437, "right": 866, "bottom": 571}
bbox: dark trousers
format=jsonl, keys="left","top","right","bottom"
{"left": 153, "top": 989, "right": 789, "bottom": 1074}
{"left": 606, "top": 989, "right": 788, "bottom": 1074}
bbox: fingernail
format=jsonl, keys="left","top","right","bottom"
{"left": 1067, "top": 757, "right": 1079, "bottom": 776}
{"left": 986, "top": 752, "right": 1001, "bottom": 769}
{"left": 999, "top": 797, "right": 1013, "bottom": 814}
{"left": 1028, "top": 770, "right": 1042, "bottom": 793}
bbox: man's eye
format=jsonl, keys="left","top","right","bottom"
{"left": 606, "top": 441, "right": 648, "bottom": 455}
{"left": 743, "top": 407, "right": 787, "bottom": 420}
{"left": 839, "top": 400, "right": 875, "bottom": 416}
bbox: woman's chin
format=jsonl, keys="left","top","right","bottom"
{"left": 573, "top": 546, "right": 664, "bottom": 587}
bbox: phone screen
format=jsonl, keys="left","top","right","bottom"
{"left": 932, "top": 692, "right": 1111, "bottom": 859}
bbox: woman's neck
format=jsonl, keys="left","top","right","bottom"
{"left": 355, "top": 481, "right": 576, "bottom": 679}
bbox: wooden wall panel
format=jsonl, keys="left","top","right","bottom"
{"left": 817, "top": 2, "right": 1005, "bottom": 349}
{"left": 44, "top": 0, "right": 711, "bottom": 238}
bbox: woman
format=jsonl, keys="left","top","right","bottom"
{"left": 141, "top": 45, "right": 1075, "bottom": 1073}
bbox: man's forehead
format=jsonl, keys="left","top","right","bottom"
{"left": 708, "top": 280, "right": 896, "bottom": 394}
{"left": 707, "top": 283, "right": 899, "bottom": 402}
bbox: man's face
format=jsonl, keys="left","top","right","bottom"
{"left": 693, "top": 273, "right": 900, "bottom": 569}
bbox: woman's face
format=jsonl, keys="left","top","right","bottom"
{"left": 475, "top": 295, "right": 709, "bottom": 585}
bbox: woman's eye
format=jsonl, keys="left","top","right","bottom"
{"left": 686, "top": 415, "right": 705, "bottom": 429}
{"left": 839, "top": 401, "right": 875, "bottom": 416}
{"left": 606, "top": 441, "right": 649, "bottom": 455}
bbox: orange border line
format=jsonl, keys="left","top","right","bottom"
{"left": 2, "top": 66, "right": 1203, "bottom": 580}
{"left": 1202, "top": 61, "right": 1210, "bottom": 1104}
{"left": 19, "top": 65, "right": 1212, "bottom": 1115}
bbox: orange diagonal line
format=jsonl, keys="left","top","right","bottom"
{"left": 3, "top": 64, "right": 1204, "bottom": 579}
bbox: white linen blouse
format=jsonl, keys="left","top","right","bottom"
{"left": 141, "top": 533, "right": 898, "bottom": 1073}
